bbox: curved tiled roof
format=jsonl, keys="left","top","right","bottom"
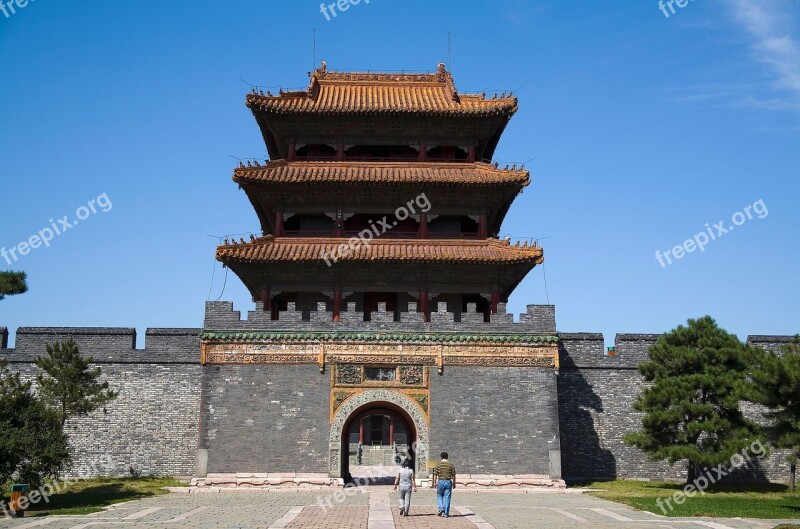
{"left": 246, "top": 65, "right": 517, "bottom": 117}
{"left": 233, "top": 161, "right": 530, "bottom": 187}
{"left": 216, "top": 237, "right": 543, "bottom": 265}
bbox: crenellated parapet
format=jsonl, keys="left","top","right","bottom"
{"left": 0, "top": 327, "right": 201, "bottom": 364}
{"left": 559, "top": 332, "right": 799, "bottom": 371}
{"left": 203, "top": 300, "right": 556, "bottom": 334}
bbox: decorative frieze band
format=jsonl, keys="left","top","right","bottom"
{"left": 202, "top": 341, "right": 558, "bottom": 371}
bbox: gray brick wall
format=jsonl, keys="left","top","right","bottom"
{"left": 201, "top": 365, "right": 331, "bottom": 473}
{"left": 558, "top": 332, "right": 794, "bottom": 483}
{"left": 0, "top": 327, "right": 201, "bottom": 477}
{"left": 557, "top": 344, "right": 686, "bottom": 482}
{"left": 429, "top": 366, "right": 559, "bottom": 475}
{"left": 64, "top": 363, "right": 202, "bottom": 477}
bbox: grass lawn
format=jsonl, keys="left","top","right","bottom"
{"left": 579, "top": 479, "right": 800, "bottom": 520}
{"left": 2, "top": 477, "right": 188, "bottom": 516}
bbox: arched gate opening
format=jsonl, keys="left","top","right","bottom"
{"left": 329, "top": 390, "right": 429, "bottom": 484}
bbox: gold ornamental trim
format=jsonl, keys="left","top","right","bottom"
{"left": 202, "top": 341, "right": 558, "bottom": 369}
{"left": 329, "top": 388, "right": 431, "bottom": 423}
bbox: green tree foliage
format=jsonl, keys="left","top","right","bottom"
{"left": 750, "top": 336, "right": 800, "bottom": 490}
{"left": 0, "top": 271, "right": 27, "bottom": 301}
{"left": 624, "top": 316, "right": 760, "bottom": 484}
{"left": 0, "top": 361, "right": 71, "bottom": 487}
{"left": 35, "top": 339, "right": 118, "bottom": 426}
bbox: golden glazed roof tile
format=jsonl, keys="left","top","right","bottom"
{"left": 233, "top": 161, "right": 530, "bottom": 187}
{"left": 216, "top": 237, "right": 543, "bottom": 265}
{"left": 246, "top": 63, "right": 518, "bottom": 117}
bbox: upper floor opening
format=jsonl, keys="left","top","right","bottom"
{"left": 290, "top": 143, "right": 475, "bottom": 163}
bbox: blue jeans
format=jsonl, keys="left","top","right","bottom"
{"left": 436, "top": 479, "right": 453, "bottom": 515}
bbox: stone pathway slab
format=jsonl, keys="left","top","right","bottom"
{"left": 0, "top": 489, "right": 797, "bottom": 529}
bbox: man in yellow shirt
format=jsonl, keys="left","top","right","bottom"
{"left": 432, "top": 451, "right": 456, "bottom": 517}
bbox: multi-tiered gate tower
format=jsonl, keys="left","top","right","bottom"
{"left": 197, "top": 63, "right": 564, "bottom": 487}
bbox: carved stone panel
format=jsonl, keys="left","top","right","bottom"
{"left": 336, "top": 364, "right": 363, "bottom": 385}
{"left": 399, "top": 365, "right": 424, "bottom": 386}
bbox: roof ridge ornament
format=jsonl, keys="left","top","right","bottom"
{"left": 437, "top": 62, "right": 447, "bottom": 80}
{"left": 308, "top": 59, "right": 326, "bottom": 99}
{"left": 437, "top": 62, "right": 460, "bottom": 103}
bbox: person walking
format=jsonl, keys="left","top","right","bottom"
{"left": 433, "top": 451, "right": 456, "bottom": 517}
{"left": 393, "top": 459, "right": 417, "bottom": 516}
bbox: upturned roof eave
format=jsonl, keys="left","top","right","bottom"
{"left": 231, "top": 160, "right": 531, "bottom": 188}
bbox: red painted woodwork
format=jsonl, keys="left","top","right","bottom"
{"left": 333, "top": 289, "right": 342, "bottom": 322}
{"left": 491, "top": 290, "right": 500, "bottom": 314}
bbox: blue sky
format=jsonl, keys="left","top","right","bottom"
{"left": 1, "top": 0, "right": 798, "bottom": 347}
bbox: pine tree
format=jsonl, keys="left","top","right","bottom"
{"left": 0, "top": 361, "right": 71, "bottom": 487}
{"left": 35, "top": 339, "right": 118, "bottom": 426}
{"left": 624, "top": 316, "right": 760, "bottom": 485}
{"left": 0, "top": 271, "right": 27, "bottom": 301}
{"left": 750, "top": 336, "right": 800, "bottom": 490}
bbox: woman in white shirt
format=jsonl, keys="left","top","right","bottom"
{"left": 393, "top": 459, "right": 418, "bottom": 516}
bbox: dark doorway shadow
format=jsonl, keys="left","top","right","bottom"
{"left": 341, "top": 402, "right": 417, "bottom": 487}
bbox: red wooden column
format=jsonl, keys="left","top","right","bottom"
{"left": 275, "top": 210, "right": 285, "bottom": 237}
{"left": 478, "top": 213, "right": 488, "bottom": 239}
{"left": 491, "top": 290, "right": 500, "bottom": 314}
{"left": 359, "top": 417, "right": 365, "bottom": 445}
{"left": 418, "top": 212, "right": 428, "bottom": 239}
{"left": 337, "top": 143, "right": 345, "bottom": 161}
{"left": 419, "top": 143, "right": 427, "bottom": 161}
{"left": 333, "top": 288, "right": 342, "bottom": 322}
{"left": 389, "top": 416, "right": 395, "bottom": 445}
{"left": 419, "top": 289, "right": 430, "bottom": 323}
{"left": 288, "top": 142, "right": 296, "bottom": 161}
{"left": 468, "top": 146, "right": 476, "bottom": 162}
{"left": 261, "top": 287, "right": 271, "bottom": 313}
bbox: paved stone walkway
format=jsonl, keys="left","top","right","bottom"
{"left": 0, "top": 489, "right": 796, "bottom": 529}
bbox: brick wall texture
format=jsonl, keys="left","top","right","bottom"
{"left": 1, "top": 327, "right": 201, "bottom": 477}
{"left": 200, "top": 364, "right": 331, "bottom": 473}
{"left": 430, "top": 366, "right": 559, "bottom": 475}
{"left": 558, "top": 332, "right": 793, "bottom": 482}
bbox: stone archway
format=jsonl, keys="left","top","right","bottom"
{"left": 329, "top": 389, "right": 429, "bottom": 479}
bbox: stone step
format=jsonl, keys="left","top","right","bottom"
{"left": 190, "top": 473, "right": 567, "bottom": 491}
